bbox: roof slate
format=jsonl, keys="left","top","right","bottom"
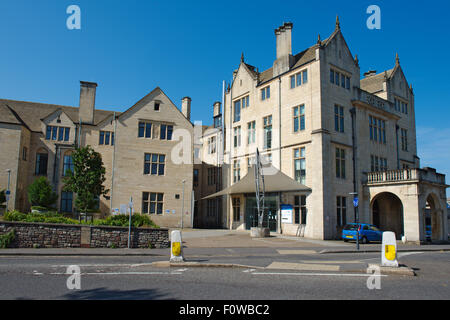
{"left": 0, "top": 99, "right": 119, "bottom": 132}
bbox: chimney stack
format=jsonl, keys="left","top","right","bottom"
{"left": 181, "top": 97, "right": 191, "bottom": 121}
{"left": 213, "top": 102, "right": 221, "bottom": 117}
{"left": 273, "top": 22, "right": 294, "bottom": 77}
{"left": 79, "top": 81, "right": 97, "bottom": 124}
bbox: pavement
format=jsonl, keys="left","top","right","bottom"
{"left": 1, "top": 229, "right": 449, "bottom": 276}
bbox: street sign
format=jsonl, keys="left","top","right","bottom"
{"left": 281, "top": 204, "right": 293, "bottom": 224}
{"left": 5, "top": 190, "right": 10, "bottom": 195}
{"left": 353, "top": 197, "right": 359, "bottom": 208}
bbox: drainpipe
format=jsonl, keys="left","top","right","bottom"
{"left": 110, "top": 112, "right": 117, "bottom": 213}
{"left": 278, "top": 77, "right": 282, "bottom": 171}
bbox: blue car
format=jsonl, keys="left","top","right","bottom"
{"left": 342, "top": 223, "right": 382, "bottom": 244}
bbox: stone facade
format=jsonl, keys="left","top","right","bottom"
{"left": 199, "top": 19, "right": 448, "bottom": 241}
{"left": 0, "top": 221, "right": 169, "bottom": 249}
{"left": 0, "top": 85, "right": 194, "bottom": 229}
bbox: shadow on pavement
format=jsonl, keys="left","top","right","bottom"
{"left": 62, "top": 287, "right": 170, "bottom": 300}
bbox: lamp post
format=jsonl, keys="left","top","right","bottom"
{"left": 5, "top": 169, "right": 11, "bottom": 212}
{"left": 181, "top": 180, "right": 186, "bottom": 229}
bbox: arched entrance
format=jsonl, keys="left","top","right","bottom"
{"left": 424, "top": 193, "right": 443, "bottom": 242}
{"left": 371, "top": 192, "right": 404, "bottom": 239}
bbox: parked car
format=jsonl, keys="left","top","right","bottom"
{"left": 342, "top": 223, "right": 383, "bottom": 244}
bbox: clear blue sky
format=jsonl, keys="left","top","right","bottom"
{"left": 0, "top": 0, "right": 449, "bottom": 191}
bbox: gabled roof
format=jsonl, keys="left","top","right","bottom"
{"left": 0, "top": 104, "right": 22, "bottom": 126}
{"left": 0, "top": 99, "right": 120, "bottom": 132}
{"left": 360, "top": 69, "right": 393, "bottom": 93}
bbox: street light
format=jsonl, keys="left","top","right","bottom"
{"left": 181, "top": 180, "right": 186, "bottom": 229}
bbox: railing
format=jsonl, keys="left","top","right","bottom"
{"left": 366, "top": 168, "right": 446, "bottom": 185}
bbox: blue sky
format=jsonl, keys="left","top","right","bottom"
{"left": 0, "top": 0, "right": 449, "bottom": 191}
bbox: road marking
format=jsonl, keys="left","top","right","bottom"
{"left": 397, "top": 252, "right": 424, "bottom": 258}
{"left": 267, "top": 262, "right": 340, "bottom": 271}
{"left": 242, "top": 269, "right": 256, "bottom": 273}
{"left": 46, "top": 271, "right": 184, "bottom": 276}
{"left": 252, "top": 272, "right": 387, "bottom": 277}
{"left": 297, "top": 260, "right": 363, "bottom": 264}
{"left": 277, "top": 250, "right": 317, "bottom": 255}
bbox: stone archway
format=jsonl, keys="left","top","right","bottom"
{"left": 424, "top": 193, "right": 444, "bottom": 242}
{"left": 371, "top": 192, "right": 404, "bottom": 239}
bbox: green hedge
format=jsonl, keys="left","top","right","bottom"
{"left": 92, "top": 214, "right": 159, "bottom": 228}
{"left": 3, "top": 211, "right": 159, "bottom": 228}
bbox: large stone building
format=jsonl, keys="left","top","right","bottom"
{"left": 0, "top": 84, "right": 194, "bottom": 228}
{"left": 199, "top": 18, "right": 448, "bottom": 243}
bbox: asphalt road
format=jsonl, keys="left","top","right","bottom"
{"left": 0, "top": 251, "right": 448, "bottom": 300}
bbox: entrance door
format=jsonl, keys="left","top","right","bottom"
{"left": 245, "top": 196, "right": 278, "bottom": 232}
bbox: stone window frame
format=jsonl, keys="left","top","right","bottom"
{"left": 336, "top": 196, "right": 347, "bottom": 227}
{"left": 233, "top": 126, "right": 241, "bottom": 148}
{"left": 294, "top": 195, "right": 307, "bottom": 225}
{"left": 293, "top": 147, "right": 306, "bottom": 185}
{"left": 144, "top": 153, "right": 166, "bottom": 176}
{"left": 335, "top": 147, "right": 346, "bottom": 179}
{"left": 334, "top": 105, "right": 345, "bottom": 133}
{"left": 263, "top": 115, "right": 272, "bottom": 150}
{"left": 142, "top": 192, "right": 164, "bottom": 215}
{"left": 261, "top": 86, "right": 271, "bottom": 101}
{"left": 233, "top": 159, "right": 241, "bottom": 183}
{"left": 401, "top": 128, "right": 408, "bottom": 151}
{"left": 35, "top": 151, "right": 49, "bottom": 176}
{"left": 247, "top": 121, "right": 256, "bottom": 145}
{"left": 60, "top": 191, "right": 73, "bottom": 213}
{"left": 99, "top": 130, "right": 114, "bottom": 146}
{"left": 369, "top": 115, "right": 386, "bottom": 144}
{"left": 293, "top": 105, "right": 305, "bottom": 133}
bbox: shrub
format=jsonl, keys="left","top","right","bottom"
{"left": 28, "top": 177, "right": 58, "bottom": 209}
{"left": 0, "top": 228, "right": 15, "bottom": 248}
{"left": 4, "top": 210, "right": 78, "bottom": 225}
{"left": 94, "top": 214, "right": 159, "bottom": 228}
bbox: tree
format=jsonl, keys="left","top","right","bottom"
{"left": 28, "top": 177, "right": 58, "bottom": 209}
{"left": 63, "top": 146, "right": 108, "bottom": 213}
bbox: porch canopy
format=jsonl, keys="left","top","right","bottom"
{"left": 202, "top": 165, "right": 311, "bottom": 199}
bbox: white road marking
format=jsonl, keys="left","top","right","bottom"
{"left": 397, "top": 252, "right": 424, "bottom": 258}
{"left": 267, "top": 262, "right": 341, "bottom": 271}
{"left": 242, "top": 269, "right": 256, "bottom": 273}
{"left": 252, "top": 272, "right": 387, "bottom": 277}
{"left": 277, "top": 250, "right": 317, "bottom": 255}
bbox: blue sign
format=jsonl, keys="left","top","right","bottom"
{"left": 353, "top": 197, "right": 359, "bottom": 208}
{"left": 5, "top": 190, "right": 10, "bottom": 195}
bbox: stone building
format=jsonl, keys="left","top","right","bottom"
{"left": 0, "top": 84, "right": 194, "bottom": 228}
{"left": 202, "top": 18, "right": 448, "bottom": 243}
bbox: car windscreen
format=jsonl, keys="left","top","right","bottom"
{"left": 343, "top": 224, "right": 358, "bottom": 231}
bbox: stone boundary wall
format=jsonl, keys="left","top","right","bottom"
{"left": 0, "top": 221, "right": 169, "bottom": 249}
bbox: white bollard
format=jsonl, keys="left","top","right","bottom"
{"left": 381, "top": 231, "right": 399, "bottom": 267}
{"left": 170, "top": 230, "right": 184, "bottom": 263}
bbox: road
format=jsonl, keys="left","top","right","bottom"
{"left": 0, "top": 250, "right": 448, "bottom": 300}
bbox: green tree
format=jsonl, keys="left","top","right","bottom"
{"left": 63, "top": 146, "right": 108, "bottom": 213}
{"left": 28, "top": 177, "right": 58, "bottom": 208}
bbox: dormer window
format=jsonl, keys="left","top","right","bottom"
{"left": 46, "top": 126, "right": 70, "bottom": 141}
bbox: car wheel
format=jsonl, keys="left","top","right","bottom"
{"left": 343, "top": 239, "right": 349, "bottom": 242}
{"left": 361, "top": 236, "right": 369, "bottom": 244}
